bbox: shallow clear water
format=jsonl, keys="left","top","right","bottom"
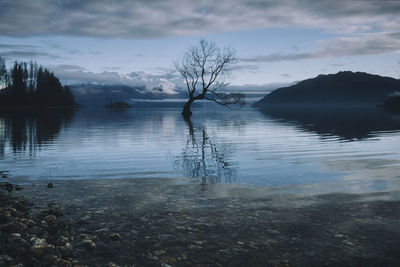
{"left": 1, "top": 107, "right": 400, "bottom": 193}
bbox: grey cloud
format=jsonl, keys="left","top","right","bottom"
{"left": 102, "top": 66, "right": 122, "bottom": 71}
{"left": 0, "top": 44, "right": 39, "bottom": 49}
{"left": 51, "top": 64, "right": 87, "bottom": 72}
{"left": 330, "top": 63, "right": 345, "bottom": 67}
{"left": 89, "top": 51, "right": 102, "bottom": 55}
{"left": 227, "top": 64, "right": 261, "bottom": 72}
{"left": 240, "top": 32, "right": 400, "bottom": 62}
{"left": 0, "top": 42, "right": 58, "bottom": 60}
{"left": 0, "top": 50, "right": 55, "bottom": 59}
{"left": 240, "top": 52, "right": 316, "bottom": 63}
{"left": 0, "top": 0, "right": 399, "bottom": 38}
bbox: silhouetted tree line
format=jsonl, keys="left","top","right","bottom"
{"left": 0, "top": 57, "right": 75, "bottom": 107}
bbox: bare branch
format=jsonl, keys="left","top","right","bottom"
{"left": 175, "top": 39, "right": 243, "bottom": 117}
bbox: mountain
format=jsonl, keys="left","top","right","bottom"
{"left": 70, "top": 84, "right": 187, "bottom": 107}
{"left": 254, "top": 71, "right": 400, "bottom": 108}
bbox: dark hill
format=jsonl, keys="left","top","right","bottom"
{"left": 254, "top": 71, "right": 400, "bottom": 108}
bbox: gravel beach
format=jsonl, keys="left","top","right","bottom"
{"left": 2, "top": 178, "right": 400, "bottom": 267}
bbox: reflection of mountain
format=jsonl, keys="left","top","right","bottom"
{"left": 175, "top": 120, "right": 237, "bottom": 184}
{"left": 260, "top": 107, "right": 400, "bottom": 141}
{"left": 254, "top": 71, "right": 400, "bottom": 108}
{"left": 70, "top": 84, "right": 187, "bottom": 107}
{"left": 385, "top": 95, "right": 400, "bottom": 113}
{"left": 0, "top": 109, "right": 75, "bottom": 155}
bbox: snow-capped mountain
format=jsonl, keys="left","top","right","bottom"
{"left": 69, "top": 83, "right": 187, "bottom": 107}
{"left": 56, "top": 69, "right": 183, "bottom": 96}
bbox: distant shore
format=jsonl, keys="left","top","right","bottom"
{"left": 0, "top": 105, "right": 78, "bottom": 110}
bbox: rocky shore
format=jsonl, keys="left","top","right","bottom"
{"left": 2, "top": 178, "right": 400, "bottom": 267}
{"left": 0, "top": 182, "right": 87, "bottom": 267}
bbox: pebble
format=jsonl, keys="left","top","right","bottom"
{"left": 1, "top": 183, "right": 86, "bottom": 266}
{"left": 56, "top": 258, "right": 73, "bottom": 267}
{"left": 14, "top": 185, "right": 23, "bottom": 191}
{"left": 79, "top": 238, "right": 96, "bottom": 250}
{"left": 108, "top": 233, "right": 121, "bottom": 241}
{"left": 343, "top": 240, "right": 355, "bottom": 246}
{"left": 153, "top": 250, "right": 166, "bottom": 256}
{"left": 194, "top": 240, "right": 204, "bottom": 246}
{"left": 44, "top": 214, "right": 57, "bottom": 224}
{"left": 267, "top": 229, "right": 280, "bottom": 235}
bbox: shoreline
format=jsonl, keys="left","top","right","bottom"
{"left": 0, "top": 182, "right": 85, "bottom": 267}
{"left": 2, "top": 179, "right": 400, "bottom": 266}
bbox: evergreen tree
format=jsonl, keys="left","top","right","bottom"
{"left": 2, "top": 58, "right": 76, "bottom": 107}
{"left": 11, "top": 62, "right": 27, "bottom": 105}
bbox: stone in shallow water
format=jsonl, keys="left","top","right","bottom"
{"left": 108, "top": 233, "right": 121, "bottom": 241}
{"left": 9, "top": 232, "right": 21, "bottom": 240}
{"left": 44, "top": 215, "right": 57, "bottom": 225}
{"left": 0, "top": 182, "right": 13, "bottom": 192}
{"left": 194, "top": 240, "right": 204, "bottom": 246}
{"left": 31, "top": 243, "right": 53, "bottom": 256}
{"left": 267, "top": 229, "right": 280, "bottom": 235}
{"left": 0, "top": 255, "right": 13, "bottom": 265}
{"left": 56, "top": 258, "right": 72, "bottom": 267}
{"left": 59, "top": 242, "right": 74, "bottom": 257}
{"left": 153, "top": 250, "right": 166, "bottom": 256}
{"left": 79, "top": 238, "right": 96, "bottom": 250}
{"left": 14, "top": 185, "right": 23, "bottom": 191}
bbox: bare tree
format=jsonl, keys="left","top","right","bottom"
{"left": 174, "top": 39, "right": 245, "bottom": 118}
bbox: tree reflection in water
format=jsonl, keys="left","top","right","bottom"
{"left": 176, "top": 119, "right": 237, "bottom": 184}
{"left": 0, "top": 109, "right": 75, "bottom": 157}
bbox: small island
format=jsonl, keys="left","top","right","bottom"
{"left": 103, "top": 101, "right": 133, "bottom": 109}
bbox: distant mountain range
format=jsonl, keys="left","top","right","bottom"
{"left": 254, "top": 71, "right": 400, "bottom": 108}
{"left": 70, "top": 84, "right": 187, "bottom": 107}
{"left": 70, "top": 83, "right": 265, "bottom": 108}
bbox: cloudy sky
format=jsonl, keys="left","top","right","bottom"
{"left": 0, "top": 0, "right": 399, "bottom": 92}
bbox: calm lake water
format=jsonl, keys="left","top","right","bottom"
{"left": 1, "top": 107, "right": 400, "bottom": 194}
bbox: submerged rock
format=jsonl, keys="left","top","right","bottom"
{"left": 0, "top": 182, "right": 13, "bottom": 192}
{"left": 108, "top": 233, "right": 121, "bottom": 241}
{"left": 44, "top": 215, "right": 57, "bottom": 225}
{"left": 14, "top": 185, "right": 23, "bottom": 191}
{"left": 80, "top": 239, "right": 96, "bottom": 250}
{"left": 0, "top": 184, "right": 85, "bottom": 266}
{"left": 56, "top": 258, "right": 73, "bottom": 267}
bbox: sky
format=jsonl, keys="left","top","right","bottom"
{"left": 0, "top": 0, "right": 399, "bottom": 93}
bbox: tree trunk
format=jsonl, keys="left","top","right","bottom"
{"left": 182, "top": 99, "right": 193, "bottom": 119}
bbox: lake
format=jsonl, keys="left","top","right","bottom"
{"left": 1, "top": 106, "right": 400, "bottom": 195}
